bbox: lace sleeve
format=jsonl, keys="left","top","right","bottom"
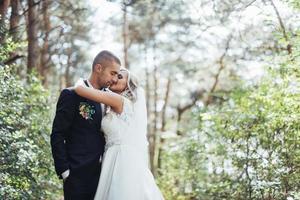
{"left": 116, "top": 97, "right": 134, "bottom": 123}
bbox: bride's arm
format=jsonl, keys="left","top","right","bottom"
{"left": 74, "top": 85, "right": 123, "bottom": 114}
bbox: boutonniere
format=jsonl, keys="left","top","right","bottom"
{"left": 79, "top": 102, "right": 95, "bottom": 120}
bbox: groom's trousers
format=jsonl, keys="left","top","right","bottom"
{"left": 63, "top": 161, "right": 101, "bottom": 200}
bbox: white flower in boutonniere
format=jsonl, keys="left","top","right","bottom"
{"left": 79, "top": 102, "right": 95, "bottom": 120}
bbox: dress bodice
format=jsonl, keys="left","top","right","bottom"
{"left": 101, "top": 97, "right": 133, "bottom": 148}
{"left": 101, "top": 90, "right": 149, "bottom": 151}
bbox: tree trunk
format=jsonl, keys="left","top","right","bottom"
{"left": 65, "top": 49, "right": 72, "bottom": 87}
{"left": 40, "top": 0, "right": 51, "bottom": 86}
{"left": 157, "top": 77, "right": 171, "bottom": 170}
{"left": 144, "top": 46, "right": 151, "bottom": 137}
{"left": 9, "top": 0, "right": 20, "bottom": 41}
{"left": 0, "top": 0, "right": 10, "bottom": 25}
{"left": 27, "top": 0, "right": 39, "bottom": 73}
{"left": 0, "top": 0, "right": 10, "bottom": 43}
{"left": 122, "top": 1, "right": 129, "bottom": 69}
{"left": 150, "top": 40, "right": 159, "bottom": 176}
{"left": 7, "top": 0, "right": 21, "bottom": 71}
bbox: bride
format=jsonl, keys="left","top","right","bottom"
{"left": 74, "top": 67, "right": 164, "bottom": 200}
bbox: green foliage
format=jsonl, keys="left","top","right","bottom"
{"left": 0, "top": 38, "right": 19, "bottom": 63}
{"left": 0, "top": 67, "right": 60, "bottom": 199}
{"left": 159, "top": 58, "right": 300, "bottom": 200}
{"left": 158, "top": 19, "right": 300, "bottom": 200}
{"left": 0, "top": 39, "right": 60, "bottom": 199}
{"left": 200, "top": 61, "right": 300, "bottom": 199}
{"left": 0, "top": 67, "right": 61, "bottom": 199}
{"left": 0, "top": 26, "right": 22, "bottom": 66}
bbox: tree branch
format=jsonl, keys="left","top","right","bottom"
{"left": 269, "top": 0, "right": 292, "bottom": 54}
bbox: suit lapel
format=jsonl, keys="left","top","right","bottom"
{"left": 83, "top": 79, "right": 89, "bottom": 87}
{"left": 83, "top": 80, "right": 102, "bottom": 129}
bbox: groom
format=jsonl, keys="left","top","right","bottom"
{"left": 50, "top": 50, "right": 121, "bottom": 200}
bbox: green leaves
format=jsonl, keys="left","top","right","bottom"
{"left": 0, "top": 68, "right": 60, "bottom": 198}
{"left": 158, "top": 16, "right": 300, "bottom": 200}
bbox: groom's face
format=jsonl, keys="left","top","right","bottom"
{"left": 96, "top": 61, "right": 120, "bottom": 88}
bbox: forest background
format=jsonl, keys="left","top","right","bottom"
{"left": 0, "top": 0, "right": 300, "bottom": 199}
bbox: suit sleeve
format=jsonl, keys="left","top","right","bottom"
{"left": 50, "top": 89, "right": 76, "bottom": 179}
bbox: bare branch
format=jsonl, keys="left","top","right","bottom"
{"left": 205, "top": 34, "right": 232, "bottom": 106}
{"left": 4, "top": 54, "right": 25, "bottom": 65}
{"left": 269, "top": 0, "right": 292, "bottom": 54}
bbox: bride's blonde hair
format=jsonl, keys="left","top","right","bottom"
{"left": 120, "top": 67, "right": 139, "bottom": 102}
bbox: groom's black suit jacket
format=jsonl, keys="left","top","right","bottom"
{"left": 50, "top": 81, "right": 105, "bottom": 180}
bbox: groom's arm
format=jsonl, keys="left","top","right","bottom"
{"left": 50, "top": 88, "right": 76, "bottom": 179}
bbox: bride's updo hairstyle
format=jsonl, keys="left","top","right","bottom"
{"left": 120, "top": 67, "right": 139, "bottom": 102}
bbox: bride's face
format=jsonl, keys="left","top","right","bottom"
{"left": 109, "top": 70, "right": 128, "bottom": 93}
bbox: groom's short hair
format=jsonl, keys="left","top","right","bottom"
{"left": 92, "top": 50, "right": 121, "bottom": 71}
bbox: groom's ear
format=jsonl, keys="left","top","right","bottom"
{"left": 95, "top": 63, "right": 103, "bottom": 72}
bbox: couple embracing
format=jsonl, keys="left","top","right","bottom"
{"left": 50, "top": 50, "right": 164, "bottom": 200}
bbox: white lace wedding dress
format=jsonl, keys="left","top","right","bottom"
{"left": 94, "top": 88, "right": 164, "bottom": 200}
